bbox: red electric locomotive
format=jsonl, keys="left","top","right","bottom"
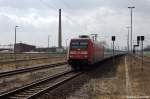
{"left": 67, "top": 35, "right": 104, "bottom": 70}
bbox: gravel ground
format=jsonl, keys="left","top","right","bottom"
{"left": 143, "top": 56, "right": 150, "bottom": 62}
{"left": 0, "top": 57, "right": 65, "bottom": 72}
{"left": 0, "top": 65, "right": 71, "bottom": 94}
{"left": 2, "top": 55, "right": 149, "bottom": 99}
{"left": 129, "top": 55, "right": 150, "bottom": 98}
{"left": 39, "top": 56, "right": 126, "bottom": 99}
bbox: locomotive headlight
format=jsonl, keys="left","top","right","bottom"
{"left": 69, "top": 55, "right": 73, "bottom": 58}
{"left": 80, "top": 51, "right": 88, "bottom": 54}
{"left": 70, "top": 51, "right": 76, "bottom": 54}
{"left": 84, "top": 55, "right": 88, "bottom": 58}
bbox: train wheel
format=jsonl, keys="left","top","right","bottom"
{"left": 71, "top": 65, "right": 80, "bottom": 71}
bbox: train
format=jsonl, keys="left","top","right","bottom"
{"left": 67, "top": 35, "right": 104, "bottom": 70}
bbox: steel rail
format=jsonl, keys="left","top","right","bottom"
{"left": 0, "top": 56, "right": 62, "bottom": 64}
{"left": 0, "top": 61, "right": 67, "bottom": 78}
{"left": 0, "top": 53, "right": 125, "bottom": 78}
{"left": 0, "top": 53, "right": 125, "bottom": 98}
{"left": 0, "top": 70, "right": 80, "bottom": 99}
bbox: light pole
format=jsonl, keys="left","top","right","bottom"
{"left": 65, "top": 39, "right": 68, "bottom": 50}
{"left": 65, "top": 39, "right": 68, "bottom": 60}
{"left": 48, "top": 35, "right": 50, "bottom": 48}
{"left": 128, "top": 6, "right": 135, "bottom": 54}
{"left": 14, "top": 25, "right": 19, "bottom": 61}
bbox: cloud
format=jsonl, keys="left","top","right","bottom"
{"left": 0, "top": 0, "right": 150, "bottom": 48}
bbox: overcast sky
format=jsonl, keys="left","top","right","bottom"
{"left": 0, "top": 0, "right": 150, "bottom": 49}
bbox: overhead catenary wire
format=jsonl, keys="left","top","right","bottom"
{"left": 39, "top": 0, "right": 58, "bottom": 10}
{"left": 39, "top": 0, "right": 86, "bottom": 33}
{"left": 60, "top": 0, "right": 72, "bottom": 10}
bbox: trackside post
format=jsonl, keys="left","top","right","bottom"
{"left": 141, "top": 36, "right": 144, "bottom": 71}
{"left": 112, "top": 36, "right": 116, "bottom": 67}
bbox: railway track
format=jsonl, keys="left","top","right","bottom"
{"left": 0, "top": 57, "right": 62, "bottom": 64}
{"left": 0, "top": 61, "right": 67, "bottom": 78}
{"left": 0, "top": 53, "right": 125, "bottom": 78}
{"left": 0, "top": 70, "right": 81, "bottom": 99}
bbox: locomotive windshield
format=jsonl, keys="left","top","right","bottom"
{"left": 71, "top": 41, "right": 88, "bottom": 49}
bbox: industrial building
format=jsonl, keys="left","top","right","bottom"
{"left": 14, "top": 43, "right": 36, "bottom": 53}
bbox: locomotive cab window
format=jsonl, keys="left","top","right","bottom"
{"left": 80, "top": 42, "right": 88, "bottom": 48}
{"left": 71, "top": 41, "right": 88, "bottom": 49}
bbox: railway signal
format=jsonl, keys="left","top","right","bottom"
{"left": 132, "top": 36, "right": 140, "bottom": 55}
{"left": 133, "top": 44, "right": 139, "bottom": 54}
{"left": 137, "top": 36, "right": 140, "bottom": 45}
{"left": 137, "top": 36, "right": 145, "bottom": 71}
{"left": 111, "top": 36, "right": 116, "bottom": 67}
{"left": 141, "top": 36, "right": 144, "bottom": 41}
{"left": 112, "top": 36, "right": 115, "bottom": 41}
{"left": 141, "top": 36, "right": 144, "bottom": 71}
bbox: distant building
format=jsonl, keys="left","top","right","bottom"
{"left": 0, "top": 48, "right": 12, "bottom": 53}
{"left": 0, "top": 44, "right": 13, "bottom": 53}
{"left": 14, "top": 43, "right": 36, "bottom": 53}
